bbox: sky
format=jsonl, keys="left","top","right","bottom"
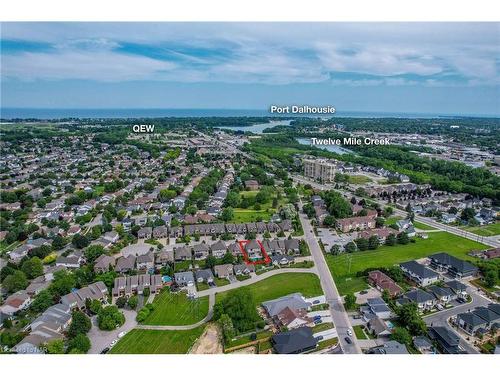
{"left": 1, "top": 22, "right": 499, "bottom": 115}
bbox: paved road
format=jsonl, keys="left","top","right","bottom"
{"left": 298, "top": 200, "right": 361, "bottom": 354}
{"left": 88, "top": 308, "right": 137, "bottom": 354}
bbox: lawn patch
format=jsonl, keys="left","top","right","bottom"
{"left": 216, "top": 272, "right": 323, "bottom": 305}
{"left": 353, "top": 325, "right": 367, "bottom": 340}
{"left": 143, "top": 290, "right": 209, "bottom": 326}
{"left": 109, "top": 326, "right": 205, "bottom": 354}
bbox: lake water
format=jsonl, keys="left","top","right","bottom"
{"left": 296, "top": 137, "right": 353, "bottom": 155}
{"left": 217, "top": 119, "right": 292, "bottom": 134}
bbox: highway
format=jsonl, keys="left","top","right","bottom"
{"left": 298, "top": 199, "right": 361, "bottom": 354}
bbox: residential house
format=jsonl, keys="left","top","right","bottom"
{"left": 115, "top": 255, "right": 136, "bottom": 273}
{"left": 270, "top": 254, "right": 294, "bottom": 266}
{"left": 276, "top": 306, "right": 313, "bottom": 330}
{"left": 335, "top": 215, "right": 376, "bottom": 233}
{"left": 194, "top": 269, "right": 214, "bottom": 284}
{"left": 428, "top": 326, "right": 465, "bottom": 354}
{"left": 361, "top": 297, "right": 392, "bottom": 321}
{"left": 262, "top": 293, "right": 311, "bottom": 317}
{"left": 234, "top": 264, "right": 255, "bottom": 276}
{"left": 214, "top": 264, "right": 234, "bottom": 279}
{"left": 271, "top": 327, "right": 317, "bottom": 354}
{"left": 397, "top": 289, "right": 436, "bottom": 311}
{"left": 367, "top": 340, "right": 409, "bottom": 354}
{"left": 174, "top": 271, "right": 195, "bottom": 287}
{"left": 174, "top": 246, "right": 192, "bottom": 261}
{"left": 245, "top": 240, "right": 263, "bottom": 259}
{"left": 400, "top": 260, "right": 439, "bottom": 286}
{"left": 94, "top": 254, "right": 116, "bottom": 273}
{"left": 137, "top": 226, "right": 152, "bottom": 239}
{"left": 210, "top": 240, "right": 227, "bottom": 259}
{"left": 55, "top": 251, "right": 83, "bottom": 269}
{"left": 136, "top": 251, "right": 155, "bottom": 271}
{"left": 428, "top": 253, "right": 478, "bottom": 278}
{"left": 367, "top": 316, "right": 392, "bottom": 337}
{"left": 367, "top": 270, "right": 403, "bottom": 297}
{"left": 155, "top": 250, "right": 174, "bottom": 268}
{"left": 193, "top": 243, "right": 210, "bottom": 260}
{"left": 152, "top": 225, "right": 168, "bottom": 239}
{"left": 0, "top": 291, "right": 32, "bottom": 316}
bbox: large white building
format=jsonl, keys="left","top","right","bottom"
{"left": 303, "top": 158, "right": 337, "bottom": 182}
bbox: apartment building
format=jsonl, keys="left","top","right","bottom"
{"left": 303, "top": 158, "right": 337, "bottom": 183}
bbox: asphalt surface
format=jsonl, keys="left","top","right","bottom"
{"left": 298, "top": 201, "right": 361, "bottom": 354}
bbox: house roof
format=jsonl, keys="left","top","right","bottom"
{"left": 400, "top": 260, "right": 439, "bottom": 279}
{"left": 272, "top": 327, "right": 317, "bottom": 354}
{"left": 429, "top": 252, "right": 477, "bottom": 274}
{"left": 403, "top": 289, "right": 435, "bottom": 303}
{"left": 262, "top": 293, "right": 310, "bottom": 317}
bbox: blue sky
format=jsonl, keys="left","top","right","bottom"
{"left": 1, "top": 22, "right": 499, "bottom": 115}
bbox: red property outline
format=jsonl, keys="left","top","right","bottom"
{"left": 238, "top": 240, "right": 271, "bottom": 265}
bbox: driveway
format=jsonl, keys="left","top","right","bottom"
{"left": 313, "top": 328, "right": 337, "bottom": 341}
{"left": 88, "top": 308, "right": 138, "bottom": 354}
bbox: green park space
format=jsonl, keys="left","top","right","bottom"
{"left": 326, "top": 231, "right": 488, "bottom": 296}
{"left": 109, "top": 325, "right": 205, "bottom": 354}
{"left": 463, "top": 222, "right": 500, "bottom": 237}
{"left": 347, "top": 175, "right": 372, "bottom": 184}
{"left": 413, "top": 221, "right": 438, "bottom": 230}
{"left": 215, "top": 272, "right": 323, "bottom": 305}
{"left": 232, "top": 208, "right": 275, "bottom": 223}
{"left": 142, "top": 290, "right": 209, "bottom": 326}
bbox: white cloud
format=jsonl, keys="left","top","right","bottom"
{"left": 2, "top": 50, "right": 176, "bottom": 82}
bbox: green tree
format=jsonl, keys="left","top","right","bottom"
{"left": 127, "top": 295, "right": 138, "bottom": 310}
{"left": 220, "top": 207, "right": 234, "bottom": 222}
{"left": 385, "top": 234, "right": 397, "bottom": 246}
{"left": 219, "top": 313, "right": 235, "bottom": 343}
{"left": 21, "top": 257, "right": 44, "bottom": 279}
{"left": 44, "top": 339, "right": 65, "bottom": 354}
{"left": 68, "top": 311, "right": 91, "bottom": 338}
{"left": 31, "top": 290, "right": 55, "bottom": 313}
{"left": 67, "top": 333, "right": 91, "bottom": 354}
{"left": 97, "top": 305, "right": 125, "bottom": 330}
{"left": 3, "top": 270, "right": 28, "bottom": 293}
{"left": 205, "top": 255, "right": 217, "bottom": 269}
{"left": 391, "top": 327, "right": 411, "bottom": 345}
{"left": 214, "top": 288, "right": 260, "bottom": 333}
{"left": 344, "top": 293, "right": 357, "bottom": 310}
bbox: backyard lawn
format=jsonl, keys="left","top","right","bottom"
{"left": 109, "top": 325, "right": 205, "bottom": 354}
{"left": 326, "top": 231, "right": 488, "bottom": 296}
{"left": 463, "top": 222, "right": 500, "bottom": 237}
{"left": 215, "top": 272, "right": 323, "bottom": 305}
{"left": 232, "top": 208, "right": 274, "bottom": 223}
{"left": 142, "top": 290, "right": 209, "bottom": 326}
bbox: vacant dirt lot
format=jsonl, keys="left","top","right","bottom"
{"left": 189, "top": 323, "right": 223, "bottom": 354}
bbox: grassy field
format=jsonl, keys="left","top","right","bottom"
{"left": 326, "top": 231, "right": 488, "bottom": 296}
{"left": 215, "top": 272, "right": 323, "bottom": 305}
{"left": 142, "top": 291, "right": 209, "bottom": 326}
{"left": 463, "top": 222, "right": 500, "bottom": 237}
{"left": 109, "top": 326, "right": 205, "bottom": 354}
{"left": 413, "top": 221, "right": 438, "bottom": 230}
{"left": 348, "top": 175, "right": 372, "bottom": 184}
{"left": 232, "top": 208, "right": 274, "bottom": 223}
{"left": 385, "top": 216, "right": 403, "bottom": 226}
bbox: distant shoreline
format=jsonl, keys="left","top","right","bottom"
{"left": 1, "top": 107, "right": 498, "bottom": 120}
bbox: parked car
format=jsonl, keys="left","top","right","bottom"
{"left": 118, "top": 331, "right": 127, "bottom": 338}
{"left": 100, "top": 348, "right": 110, "bottom": 354}
{"left": 109, "top": 339, "right": 118, "bottom": 347}
{"left": 316, "top": 336, "right": 323, "bottom": 341}
{"left": 345, "top": 337, "right": 352, "bottom": 344}
{"left": 347, "top": 329, "right": 352, "bottom": 336}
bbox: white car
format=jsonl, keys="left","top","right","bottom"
{"left": 109, "top": 339, "right": 118, "bottom": 347}
{"left": 118, "top": 331, "right": 127, "bottom": 338}
{"left": 347, "top": 329, "right": 353, "bottom": 336}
